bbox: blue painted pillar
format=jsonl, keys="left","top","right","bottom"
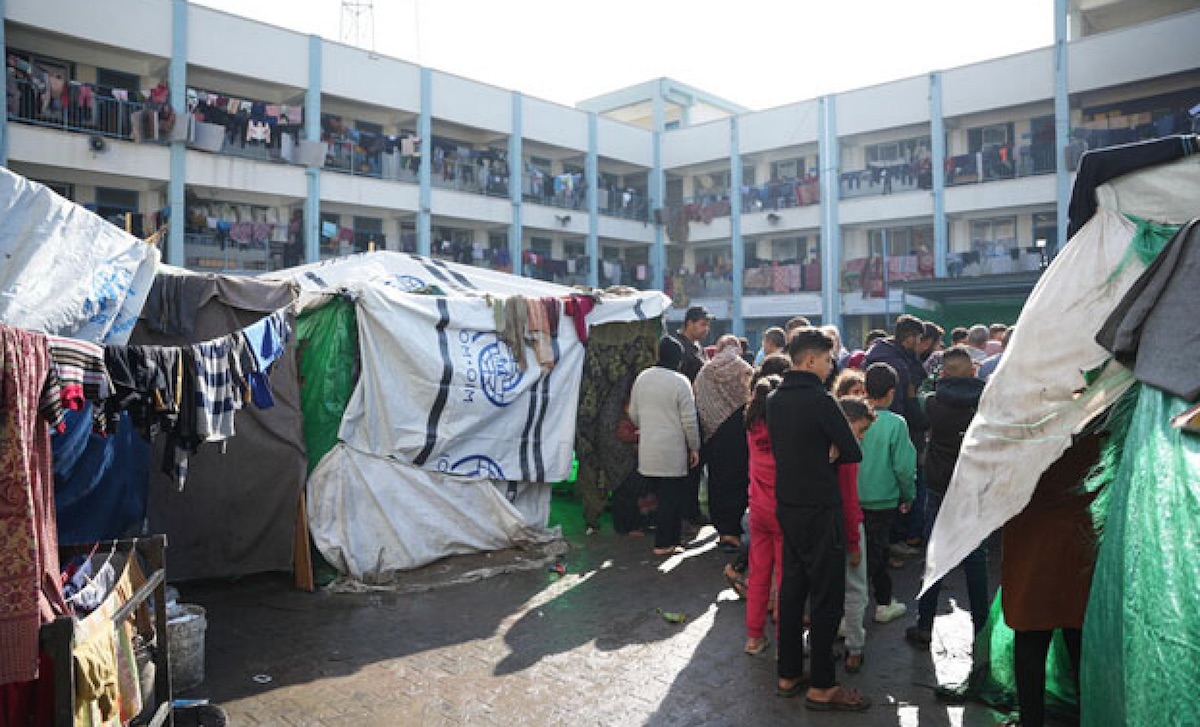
{"left": 1053, "top": 0, "right": 1071, "bottom": 257}
{"left": 930, "top": 71, "right": 948, "bottom": 278}
{"left": 586, "top": 112, "right": 600, "bottom": 287}
{"left": 417, "top": 68, "right": 433, "bottom": 256}
{"left": 729, "top": 115, "right": 744, "bottom": 336}
{"left": 650, "top": 86, "right": 666, "bottom": 291}
{"left": 818, "top": 95, "right": 842, "bottom": 330}
{"left": 304, "top": 35, "right": 321, "bottom": 264}
{"left": 0, "top": 0, "right": 8, "bottom": 166}
{"left": 167, "top": 0, "right": 187, "bottom": 266}
{"left": 508, "top": 92, "right": 523, "bottom": 276}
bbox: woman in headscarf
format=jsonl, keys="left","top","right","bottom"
{"left": 694, "top": 334, "right": 754, "bottom": 551}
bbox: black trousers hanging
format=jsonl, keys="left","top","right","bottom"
{"left": 1013, "top": 628, "right": 1082, "bottom": 727}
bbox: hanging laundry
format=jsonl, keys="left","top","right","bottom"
{"left": 192, "top": 336, "right": 245, "bottom": 442}
{"left": 501, "top": 296, "right": 529, "bottom": 371}
{"left": 0, "top": 324, "right": 68, "bottom": 686}
{"left": 240, "top": 310, "right": 291, "bottom": 409}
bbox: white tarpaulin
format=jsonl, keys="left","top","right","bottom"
{"left": 923, "top": 156, "right": 1200, "bottom": 591}
{"left": 262, "top": 250, "right": 671, "bottom": 326}
{"left": 0, "top": 167, "right": 159, "bottom": 343}
{"left": 308, "top": 443, "right": 557, "bottom": 580}
{"left": 340, "top": 283, "right": 584, "bottom": 482}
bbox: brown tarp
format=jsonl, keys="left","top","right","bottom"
{"left": 134, "top": 272, "right": 305, "bottom": 580}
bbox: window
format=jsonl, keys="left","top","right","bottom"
{"left": 868, "top": 225, "right": 932, "bottom": 257}
{"left": 970, "top": 217, "right": 1018, "bottom": 254}
{"left": 530, "top": 237, "right": 552, "bottom": 256}
{"left": 771, "top": 157, "right": 805, "bottom": 180}
{"left": 35, "top": 180, "right": 75, "bottom": 202}
{"left": 529, "top": 156, "right": 552, "bottom": 174}
{"left": 968, "top": 123, "right": 1014, "bottom": 152}
{"left": 96, "top": 68, "right": 138, "bottom": 92}
{"left": 94, "top": 187, "right": 138, "bottom": 225}
{"left": 865, "top": 136, "right": 930, "bottom": 165}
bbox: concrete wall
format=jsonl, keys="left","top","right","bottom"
{"left": 187, "top": 150, "right": 307, "bottom": 198}
{"left": 1070, "top": 9, "right": 1200, "bottom": 93}
{"left": 597, "top": 117, "right": 653, "bottom": 167}
{"left": 189, "top": 6, "right": 308, "bottom": 89}
{"left": 838, "top": 76, "right": 931, "bottom": 138}
{"left": 944, "top": 175, "right": 1057, "bottom": 215}
{"left": 523, "top": 96, "right": 588, "bottom": 151}
{"left": 9, "top": 126, "right": 170, "bottom": 181}
{"left": 322, "top": 42, "right": 421, "bottom": 112}
{"left": 661, "top": 119, "right": 730, "bottom": 168}
{"left": 431, "top": 71, "right": 511, "bottom": 135}
{"left": 740, "top": 101, "right": 820, "bottom": 156}
{"left": 430, "top": 188, "right": 510, "bottom": 225}
{"left": 8, "top": 0, "right": 171, "bottom": 58}
{"left": 322, "top": 173, "right": 419, "bottom": 211}
{"left": 942, "top": 48, "right": 1055, "bottom": 119}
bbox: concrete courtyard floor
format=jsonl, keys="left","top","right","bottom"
{"left": 176, "top": 493, "right": 1018, "bottom": 726}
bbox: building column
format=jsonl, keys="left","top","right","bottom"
{"left": 417, "top": 67, "right": 432, "bottom": 256}
{"left": 650, "top": 83, "right": 666, "bottom": 291}
{"left": 818, "top": 95, "right": 842, "bottom": 330}
{"left": 729, "top": 115, "right": 744, "bottom": 336}
{"left": 1053, "top": 0, "right": 1071, "bottom": 258}
{"left": 167, "top": 0, "right": 187, "bottom": 266}
{"left": 930, "top": 71, "right": 948, "bottom": 277}
{"left": 586, "top": 112, "right": 600, "bottom": 287}
{"left": 0, "top": 0, "right": 9, "bottom": 166}
{"left": 508, "top": 92, "right": 523, "bottom": 276}
{"left": 304, "top": 35, "right": 321, "bottom": 264}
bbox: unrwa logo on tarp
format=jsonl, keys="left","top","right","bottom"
{"left": 461, "top": 331, "right": 523, "bottom": 407}
{"left": 384, "top": 274, "right": 428, "bottom": 292}
{"left": 439, "top": 454, "right": 506, "bottom": 480}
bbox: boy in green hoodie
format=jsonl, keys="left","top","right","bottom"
{"left": 858, "top": 363, "right": 917, "bottom": 623}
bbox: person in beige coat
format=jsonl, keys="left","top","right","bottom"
{"left": 629, "top": 336, "right": 701, "bottom": 556}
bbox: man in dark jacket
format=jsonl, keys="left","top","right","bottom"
{"left": 767, "top": 327, "right": 870, "bottom": 711}
{"left": 863, "top": 314, "right": 930, "bottom": 545}
{"left": 669, "top": 306, "right": 713, "bottom": 525}
{"left": 906, "top": 345, "right": 990, "bottom": 645}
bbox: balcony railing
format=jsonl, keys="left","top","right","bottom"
{"left": 7, "top": 77, "right": 147, "bottom": 140}
{"left": 742, "top": 179, "right": 820, "bottom": 211}
{"left": 946, "top": 143, "right": 1057, "bottom": 186}
{"left": 840, "top": 163, "right": 928, "bottom": 198}
{"left": 742, "top": 262, "right": 822, "bottom": 296}
{"left": 840, "top": 255, "right": 935, "bottom": 296}
{"left": 184, "top": 232, "right": 281, "bottom": 273}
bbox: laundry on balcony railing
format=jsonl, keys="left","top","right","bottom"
{"left": 741, "top": 177, "right": 820, "bottom": 211}
{"left": 840, "top": 254, "right": 935, "bottom": 296}
{"left": 187, "top": 89, "right": 305, "bottom": 159}
{"left": 840, "top": 161, "right": 930, "bottom": 197}
{"left": 742, "top": 261, "right": 822, "bottom": 295}
{"left": 6, "top": 56, "right": 152, "bottom": 141}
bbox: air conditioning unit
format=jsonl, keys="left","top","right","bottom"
{"left": 88, "top": 135, "right": 107, "bottom": 153}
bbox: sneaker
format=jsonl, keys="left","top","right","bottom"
{"left": 905, "top": 625, "right": 933, "bottom": 645}
{"left": 874, "top": 600, "right": 907, "bottom": 623}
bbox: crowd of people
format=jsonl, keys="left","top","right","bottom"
{"left": 606, "top": 307, "right": 1062, "bottom": 720}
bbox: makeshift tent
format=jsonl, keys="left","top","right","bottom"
{"left": 0, "top": 167, "right": 159, "bottom": 344}
{"left": 134, "top": 270, "right": 306, "bottom": 581}
{"left": 923, "top": 140, "right": 1200, "bottom": 723}
{"left": 263, "top": 253, "right": 670, "bottom": 580}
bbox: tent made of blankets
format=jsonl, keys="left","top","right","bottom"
{"left": 262, "top": 253, "right": 670, "bottom": 583}
{"left": 922, "top": 139, "right": 1200, "bottom": 724}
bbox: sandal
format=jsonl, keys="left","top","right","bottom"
{"left": 805, "top": 686, "right": 871, "bottom": 712}
{"left": 744, "top": 636, "right": 769, "bottom": 655}
{"left": 775, "top": 675, "right": 808, "bottom": 698}
{"left": 723, "top": 564, "right": 748, "bottom": 599}
{"left": 844, "top": 652, "right": 864, "bottom": 673}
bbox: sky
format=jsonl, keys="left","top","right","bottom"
{"left": 192, "top": 0, "right": 1056, "bottom": 111}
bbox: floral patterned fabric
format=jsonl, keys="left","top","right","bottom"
{"left": 0, "top": 324, "right": 65, "bottom": 685}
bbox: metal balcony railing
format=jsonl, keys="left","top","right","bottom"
{"left": 8, "top": 77, "right": 147, "bottom": 140}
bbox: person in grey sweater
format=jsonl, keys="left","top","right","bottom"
{"left": 629, "top": 336, "right": 701, "bottom": 556}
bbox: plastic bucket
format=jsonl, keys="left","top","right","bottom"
{"left": 168, "top": 604, "right": 207, "bottom": 692}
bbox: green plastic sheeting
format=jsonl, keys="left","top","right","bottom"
{"left": 1082, "top": 386, "right": 1200, "bottom": 726}
{"left": 953, "top": 590, "right": 1079, "bottom": 720}
{"left": 296, "top": 298, "right": 359, "bottom": 473}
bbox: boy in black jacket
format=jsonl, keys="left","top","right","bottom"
{"left": 767, "top": 327, "right": 870, "bottom": 712}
